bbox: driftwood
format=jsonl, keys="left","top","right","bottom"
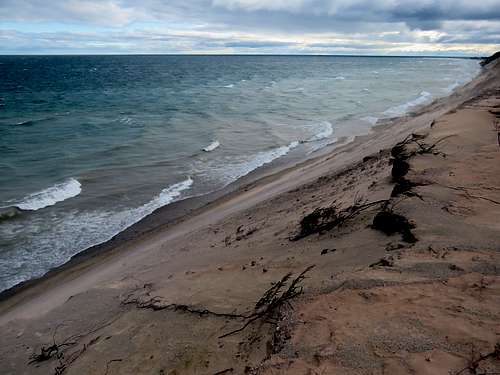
{"left": 219, "top": 266, "right": 315, "bottom": 339}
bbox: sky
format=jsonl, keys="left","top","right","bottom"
{"left": 1, "top": 0, "right": 499, "bottom": 56}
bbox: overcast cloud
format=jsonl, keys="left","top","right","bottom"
{"left": 1, "top": 0, "right": 499, "bottom": 55}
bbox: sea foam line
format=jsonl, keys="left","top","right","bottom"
{"left": 15, "top": 178, "right": 82, "bottom": 211}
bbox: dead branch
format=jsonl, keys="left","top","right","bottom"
{"left": 219, "top": 266, "right": 315, "bottom": 339}
{"left": 290, "top": 198, "right": 388, "bottom": 241}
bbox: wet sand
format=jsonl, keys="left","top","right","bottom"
{"left": 1, "top": 58, "right": 499, "bottom": 375}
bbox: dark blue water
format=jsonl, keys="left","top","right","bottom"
{"left": 0, "top": 55, "right": 480, "bottom": 291}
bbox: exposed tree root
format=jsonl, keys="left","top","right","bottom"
{"left": 121, "top": 289, "right": 246, "bottom": 319}
{"left": 29, "top": 318, "right": 120, "bottom": 375}
{"left": 219, "top": 266, "right": 315, "bottom": 339}
{"left": 121, "top": 267, "right": 314, "bottom": 341}
{"left": 438, "top": 184, "right": 500, "bottom": 206}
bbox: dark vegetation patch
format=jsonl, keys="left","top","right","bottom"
{"left": 372, "top": 209, "right": 417, "bottom": 243}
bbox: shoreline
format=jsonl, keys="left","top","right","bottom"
{"left": 0, "top": 60, "right": 490, "bottom": 308}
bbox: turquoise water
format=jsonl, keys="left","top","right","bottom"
{"left": 0, "top": 55, "right": 480, "bottom": 291}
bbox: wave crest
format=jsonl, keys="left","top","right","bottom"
{"left": 203, "top": 140, "right": 220, "bottom": 152}
{"left": 16, "top": 178, "right": 82, "bottom": 211}
{"left": 143, "top": 178, "right": 194, "bottom": 213}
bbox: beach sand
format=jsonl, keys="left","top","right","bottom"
{"left": 1, "top": 58, "right": 499, "bottom": 375}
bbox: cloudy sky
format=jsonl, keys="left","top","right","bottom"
{"left": 1, "top": 0, "right": 499, "bottom": 55}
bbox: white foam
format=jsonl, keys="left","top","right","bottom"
{"left": 203, "top": 140, "right": 220, "bottom": 152}
{"left": 223, "top": 84, "right": 235, "bottom": 88}
{"left": 382, "top": 91, "right": 433, "bottom": 118}
{"left": 361, "top": 116, "right": 379, "bottom": 125}
{"left": 137, "top": 178, "right": 193, "bottom": 217}
{"left": 223, "top": 141, "right": 299, "bottom": 181}
{"left": 334, "top": 76, "right": 346, "bottom": 80}
{"left": 1, "top": 178, "right": 194, "bottom": 290}
{"left": 308, "top": 121, "right": 334, "bottom": 142}
{"left": 16, "top": 178, "right": 82, "bottom": 211}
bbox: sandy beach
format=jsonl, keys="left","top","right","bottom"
{"left": 1, "top": 56, "right": 499, "bottom": 375}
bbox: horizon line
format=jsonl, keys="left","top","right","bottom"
{"left": 0, "top": 53, "right": 485, "bottom": 59}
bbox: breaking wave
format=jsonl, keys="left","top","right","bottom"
{"left": 15, "top": 178, "right": 82, "bottom": 211}
{"left": 383, "top": 91, "right": 433, "bottom": 117}
{"left": 203, "top": 140, "right": 220, "bottom": 152}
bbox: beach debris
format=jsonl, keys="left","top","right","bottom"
{"left": 219, "top": 266, "right": 315, "bottom": 339}
{"left": 372, "top": 209, "right": 417, "bottom": 243}
{"left": 290, "top": 197, "right": 388, "bottom": 241}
